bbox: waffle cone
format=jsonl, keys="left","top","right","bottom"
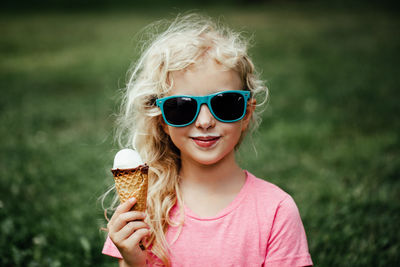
{"left": 111, "top": 165, "right": 149, "bottom": 212}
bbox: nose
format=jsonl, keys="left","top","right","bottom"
{"left": 195, "top": 104, "right": 216, "bottom": 129}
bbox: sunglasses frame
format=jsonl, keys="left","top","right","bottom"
{"left": 156, "top": 90, "right": 251, "bottom": 127}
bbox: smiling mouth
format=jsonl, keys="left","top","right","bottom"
{"left": 190, "top": 136, "right": 220, "bottom": 148}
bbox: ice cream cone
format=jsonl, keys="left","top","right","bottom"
{"left": 111, "top": 165, "right": 149, "bottom": 212}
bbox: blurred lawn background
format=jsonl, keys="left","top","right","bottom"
{"left": 0, "top": 0, "right": 399, "bottom": 266}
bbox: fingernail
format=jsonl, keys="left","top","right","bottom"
{"left": 129, "top": 197, "right": 136, "bottom": 203}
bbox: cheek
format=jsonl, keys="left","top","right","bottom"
{"left": 224, "top": 122, "right": 244, "bottom": 141}
{"left": 165, "top": 127, "right": 187, "bottom": 146}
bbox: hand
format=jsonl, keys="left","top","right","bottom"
{"left": 107, "top": 198, "right": 150, "bottom": 267}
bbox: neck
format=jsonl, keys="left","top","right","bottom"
{"left": 179, "top": 151, "right": 245, "bottom": 194}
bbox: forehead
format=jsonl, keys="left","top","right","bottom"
{"left": 169, "top": 57, "right": 242, "bottom": 96}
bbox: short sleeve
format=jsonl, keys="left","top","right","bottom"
{"left": 102, "top": 235, "right": 123, "bottom": 259}
{"left": 264, "top": 195, "right": 313, "bottom": 267}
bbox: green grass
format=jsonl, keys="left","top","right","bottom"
{"left": 1, "top": 3, "right": 399, "bottom": 266}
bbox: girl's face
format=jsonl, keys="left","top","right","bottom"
{"left": 162, "top": 57, "right": 254, "bottom": 167}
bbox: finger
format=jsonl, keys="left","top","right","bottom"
{"left": 115, "top": 221, "right": 149, "bottom": 243}
{"left": 124, "top": 228, "right": 150, "bottom": 248}
{"left": 109, "top": 198, "right": 137, "bottom": 225}
{"left": 120, "top": 211, "right": 147, "bottom": 222}
{"left": 110, "top": 211, "right": 146, "bottom": 233}
{"left": 116, "top": 198, "right": 138, "bottom": 216}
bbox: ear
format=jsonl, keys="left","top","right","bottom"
{"left": 241, "top": 98, "right": 256, "bottom": 132}
{"left": 161, "top": 118, "right": 170, "bottom": 136}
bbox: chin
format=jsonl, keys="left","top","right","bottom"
{"left": 192, "top": 154, "right": 226, "bottom": 166}
{"left": 197, "top": 159, "right": 219, "bottom": 166}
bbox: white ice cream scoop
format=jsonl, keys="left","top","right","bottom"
{"left": 113, "top": 148, "right": 144, "bottom": 169}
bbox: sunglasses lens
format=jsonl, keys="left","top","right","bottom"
{"left": 163, "top": 97, "right": 197, "bottom": 125}
{"left": 211, "top": 92, "right": 245, "bottom": 121}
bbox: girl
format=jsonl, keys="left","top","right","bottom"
{"left": 102, "top": 14, "right": 313, "bottom": 267}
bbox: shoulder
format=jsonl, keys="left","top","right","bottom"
{"left": 244, "top": 172, "right": 313, "bottom": 266}
{"left": 244, "top": 171, "right": 302, "bottom": 220}
{"left": 245, "top": 171, "right": 292, "bottom": 205}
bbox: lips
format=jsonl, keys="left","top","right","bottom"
{"left": 191, "top": 136, "right": 220, "bottom": 148}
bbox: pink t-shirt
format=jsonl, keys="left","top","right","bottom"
{"left": 102, "top": 171, "right": 313, "bottom": 266}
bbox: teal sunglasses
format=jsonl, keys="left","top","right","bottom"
{"left": 156, "top": 90, "right": 251, "bottom": 127}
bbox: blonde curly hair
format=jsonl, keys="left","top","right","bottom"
{"left": 108, "top": 13, "right": 268, "bottom": 266}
